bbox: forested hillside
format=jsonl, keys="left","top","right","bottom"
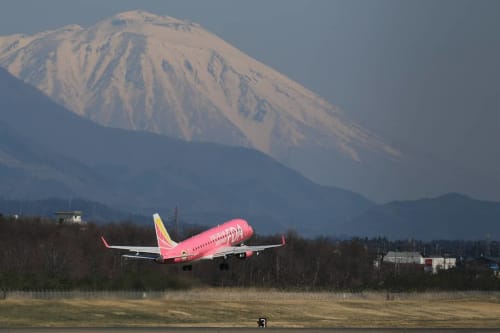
{"left": 1, "top": 216, "right": 499, "bottom": 291}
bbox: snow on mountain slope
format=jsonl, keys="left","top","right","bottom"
{"left": 0, "top": 10, "right": 399, "bottom": 164}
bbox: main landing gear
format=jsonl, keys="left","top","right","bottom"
{"left": 219, "top": 262, "right": 229, "bottom": 271}
{"left": 182, "top": 265, "right": 192, "bottom": 271}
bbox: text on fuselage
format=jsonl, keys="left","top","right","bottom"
{"left": 210, "top": 224, "right": 244, "bottom": 245}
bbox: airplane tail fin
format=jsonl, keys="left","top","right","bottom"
{"left": 153, "top": 213, "right": 178, "bottom": 251}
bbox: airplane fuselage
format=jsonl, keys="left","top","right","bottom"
{"left": 158, "top": 218, "right": 254, "bottom": 264}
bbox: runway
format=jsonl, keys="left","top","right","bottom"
{"left": 1, "top": 328, "right": 500, "bottom": 333}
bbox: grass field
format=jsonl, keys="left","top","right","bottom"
{"left": 1, "top": 290, "right": 500, "bottom": 328}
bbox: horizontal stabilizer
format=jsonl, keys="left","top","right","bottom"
{"left": 122, "top": 254, "right": 159, "bottom": 260}
{"left": 100, "top": 236, "right": 160, "bottom": 254}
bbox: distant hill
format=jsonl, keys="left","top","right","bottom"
{"left": 0, "top": 67, "right": 372, "bottom": 235}
{"left": 341, "top": 193, "right": 500, "bottom": 240}
{"left": 0, "top": 120, "right": 110, "bottom": 199}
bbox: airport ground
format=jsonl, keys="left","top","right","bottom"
{"left": 1, "top": 329, "right": 500, "bottom": 333}
{"left": 0, "top": 290, "right": 500, "bottom": 329}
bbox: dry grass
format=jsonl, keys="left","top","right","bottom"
{"left": 1, "top": 289, "right": 500, "bottom": 328}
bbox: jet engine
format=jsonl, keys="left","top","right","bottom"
{"left": 237, "top": 251, "right": 254, "bottom": 259}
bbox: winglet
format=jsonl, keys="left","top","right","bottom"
{"left": 101, "top": 236, "right": 110, "bottom": 248}
{"left": 281, "top": 235, "right": 286, "bottom": 246}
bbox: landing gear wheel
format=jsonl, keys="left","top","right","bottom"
{"left": 182, "top": 265, "right": 192, "bottom": 271}
{"left": 219, "top": 262, "right": 229, "bottom": 271}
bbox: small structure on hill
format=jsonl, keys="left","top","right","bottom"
{"left": 55, "top": 211, "right": 83, "bottom": 224}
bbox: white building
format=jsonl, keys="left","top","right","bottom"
{"left": 55, "top": 211, "right": 83, "bottom": 224}
{"left": 382, "top": 251, "right": 456, "bottom": 274}
{"left": 424, "top": 256, "right": 456, "bottom": 274}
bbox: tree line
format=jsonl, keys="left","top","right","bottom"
{"left": 0, "top": 215, "right": 499, "bottom": 291}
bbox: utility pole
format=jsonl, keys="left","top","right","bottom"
{"left": 174, "top": 205, "right": 179, "bottom": 239}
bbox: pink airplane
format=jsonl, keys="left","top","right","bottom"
{"left": 101, "top": 213, "right": 285, "bottom": 270}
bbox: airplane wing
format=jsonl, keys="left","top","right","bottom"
{"left": 101, "top": 236, "right": 160, "bottom": 255}
{"left": 101, "top": 236, "right": 199, "bottom": 261}
{"left": 210, "top": 235, "right": 285, "bottom": 259}
{"left": 122, "top": 254, "right": 160, "bottom": 260}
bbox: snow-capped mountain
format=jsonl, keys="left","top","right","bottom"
{"left": 0, "top": 10, "right": 398, "bottom": 165}
{"left": 0, "top": 67, "right": 374, "bottom": 235}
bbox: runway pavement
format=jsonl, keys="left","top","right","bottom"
{"left": 1, "top": 328, "right": 500, "bottom": 333}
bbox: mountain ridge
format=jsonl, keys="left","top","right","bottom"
{"left": 0, "top": 10, "right": 399, "bottom": 167}
{"left": 340, "top": 193, "right": 500, "bottom": 240}
{"left": 2, "top": 10, "right": 496, "bottom": 203}
{"left": 0, "top": 66, "right": 372, "bottom": 235}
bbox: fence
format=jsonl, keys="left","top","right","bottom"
{"left": 1, "top": 289, "right": 500, "bottom": 301}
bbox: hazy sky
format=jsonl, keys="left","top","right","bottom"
{"left": 1, "top": 0, "right": 499, "bottom": 184}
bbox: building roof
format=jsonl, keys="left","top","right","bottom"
{"left": 385, "top": 251, "right": 423, "bottom": 258}
{"left": 383, "top": 251, "right": 424, "bottom": 264}
{"left": 55, "top": 211, "right": 82, "bottom": 215}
